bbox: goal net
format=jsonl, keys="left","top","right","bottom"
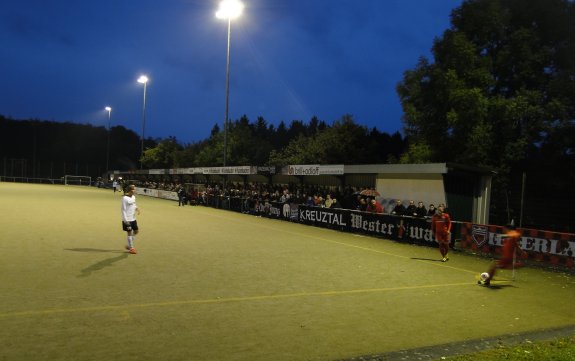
{"left": 64, "top": 175, "right": 92, "bottom": 186}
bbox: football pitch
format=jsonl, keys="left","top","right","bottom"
{"left": 0, "top": 183, "right": 574, "bottom": 361}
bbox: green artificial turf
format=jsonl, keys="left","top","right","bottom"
{"left": 0, "top": 183, "right": 574, "bottom": 361}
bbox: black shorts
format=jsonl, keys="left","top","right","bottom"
{"left": 122, "top": 220, "right": 139, "bottom": 232}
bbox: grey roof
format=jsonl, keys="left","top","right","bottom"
{"left": 344, "top": 163, "right": 448, "bottom": 174}
{"left": 343, "top": 162, "right": 495, "bottom": 175}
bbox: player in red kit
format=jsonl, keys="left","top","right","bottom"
{"left": 478, "top": 223, "right": 524, "bottom": 286}
{"left": 431, "top": 205, "right": 451, "bottom": 262}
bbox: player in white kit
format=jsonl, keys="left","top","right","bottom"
{"left": 121, "top": 184, "right": 140, "bottom": 254}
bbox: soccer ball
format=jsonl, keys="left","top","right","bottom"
{"left": 480, "top": 272, "right": 490, "bottom": 281}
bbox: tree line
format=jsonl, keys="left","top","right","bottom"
{"left": 141, "top": 115, "right": 406, "bottom": 168}
{"left": 0, "top": 114, "right": 406, "bottom": 172}
{"left": 0, "top": 116, "right": 146, "bottom": 175}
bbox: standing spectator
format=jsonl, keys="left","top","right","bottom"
{"left": 352, "top": 195, "right": 363, "bottom": 210}
{"left": 189, "top": 188, "right": 198, "bottom": 205}
{"left": 324, "top": 194, "right": 333, "bottom": 208}
{"left": 404, "top": 200, "right": 419, "bottom": 238}
{"left": 367, "top": 198, "right": 384, "bottom": 213}
{"left": 391, "top": 199, "right": 407, "bottom": 238}
{"left": 438, "top": 203, "right": 450, "bottom": 215}
{"left": 312, "top": 195, "right": 320, "bottom": 206}
{"left": 331, "top": 197, "right": 342, "bottom": 209}
{"left": 391, "top": 199, "right": 406, "bottom": 216}
{"left": 427, "top": 204, "right": 436, "bottom": 217}
{"left": 357, "top": 198, "right": 368, "bottom": 212}
{"left": 431, "top": 205, "right": 451, "bottom": 262}
{"left": 112, "top": 179, "right": 118, "bottom": 193}
{"left": 415, "top": 201, "right": 427, "bottom": 217}
{"left": 280, "top": 189, "right": 291, "bottom": 203}
{"left": 121, "top": 184, "right": 140, "bottom": 254}
{"left": 405, "top": 200, "right": 418, "bottom": 217}
{"left": 177, "top": 186, "right": 186, "bottom": 206}
{"left": 305, "top": 195, "right": 315, "bottom": 207}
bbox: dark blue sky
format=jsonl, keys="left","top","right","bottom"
{"left": 0, "top": 0, "right": 463, "bottom": 144}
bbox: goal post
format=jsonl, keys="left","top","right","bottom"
{"left": 64, "top": 175, "right": 92, "bottom": 186}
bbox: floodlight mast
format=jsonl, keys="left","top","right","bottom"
{"left": 216, "top": 0, "right": 243, "bottom": 167}
{"left": 137, "top": 75, "right": 149, "bottom": 169}
{"left": 105, "top": 106, "right": 112, "bottom": 171}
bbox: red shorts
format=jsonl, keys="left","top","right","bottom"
{"left": 497, "top": 256, "right": 513, "bottom": 269}
{"left": 435, "top": 233, "right": 450, "bottom": 243}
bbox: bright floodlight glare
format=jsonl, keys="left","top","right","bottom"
{"left": 216, "top": 0, "right": 244, "bottom": 19}
{"left": 105, "top": 106, "right": 112, "bottom": 112}
{"left": 137, "top": 75, "right": 149, "bottom": 84}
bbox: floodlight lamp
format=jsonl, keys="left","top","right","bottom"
{"left": 105, "top": 106, "right": 112, "bottom": 112}
{"left": 216, "top": 0, "right": 244, "bottom": 20}
{"left": 137, "top": 75, "right": 149, "bottom": 84}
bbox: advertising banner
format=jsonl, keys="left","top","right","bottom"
{"left": 460, "top": 223, "right": 575, "bottom": 268}
{"left": 298, "top": 205, "right": 348, "bottom": 230}
{"left": 297, "top": 205, "right": 435, "bottom": 246}
{"left": 136, "top": 187, "right": 178, "bottom": 201}
{"left": 202, "top": 166, "right": 252, "bottom": 175}
{"left": 348, "top": 210, "right": 434, "bottom": 245}
{"left": 256, "top": 166, "right": 276, "bottom": 175}
{"left": 251, "top": 201, "right": 298, "bottom": 221}
{"left": 284, "top": 165, "right": 345, "bottom": 176}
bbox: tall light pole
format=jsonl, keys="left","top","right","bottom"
{"left": 216, "top": 0, "right": 243, "bottom": 167}
{"left": 137, "top": 75, "right": 149, "bottom": 169}
{"left": 105, "top": 106, "right": 112, "bottom": 172}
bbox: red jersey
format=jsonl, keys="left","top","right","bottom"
{"left": 368, "top": 201, "right": 383, "bottom": 213}
{"left": 501, "top": 230, "right": 521, "bottom": 261}
{"left": 431, "top": 212, "right": 452, "bottom": 240}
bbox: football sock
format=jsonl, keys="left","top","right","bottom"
{"left": 128, "top": 236, "right": 134, "bottom": 248}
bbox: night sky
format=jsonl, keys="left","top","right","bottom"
{"left": 0, "top": 0, "right": 463, "bottom": 144}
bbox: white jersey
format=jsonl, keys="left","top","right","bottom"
{"left": 121, "top": 195, "right": 138, "bottom": 222}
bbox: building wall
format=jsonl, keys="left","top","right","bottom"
{"left": 375, "top": 173, "right": 446, "bottom": 210}
{"left": 344, "top": 174, "right": 376, "bottom": 189}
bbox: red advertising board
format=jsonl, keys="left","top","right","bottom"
{"left": 459, "top": 223, "right": 575, "bottom": 269}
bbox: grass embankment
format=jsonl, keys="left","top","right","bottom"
{"left": 442, "top": 336, "right": 575, "bottom": 360}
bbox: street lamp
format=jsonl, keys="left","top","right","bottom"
{"left": 216, "top": 0, "right": 243, "bottom": 167}
{"left": 137, "top": 75, "right": 149, "bottom": 169}
{"left": 105, "top": 106, "right": 112, "bottom": 172}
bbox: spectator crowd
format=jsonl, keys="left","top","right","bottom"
{"left": 115, "top": 178, "right": 446, "bottom": 218}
